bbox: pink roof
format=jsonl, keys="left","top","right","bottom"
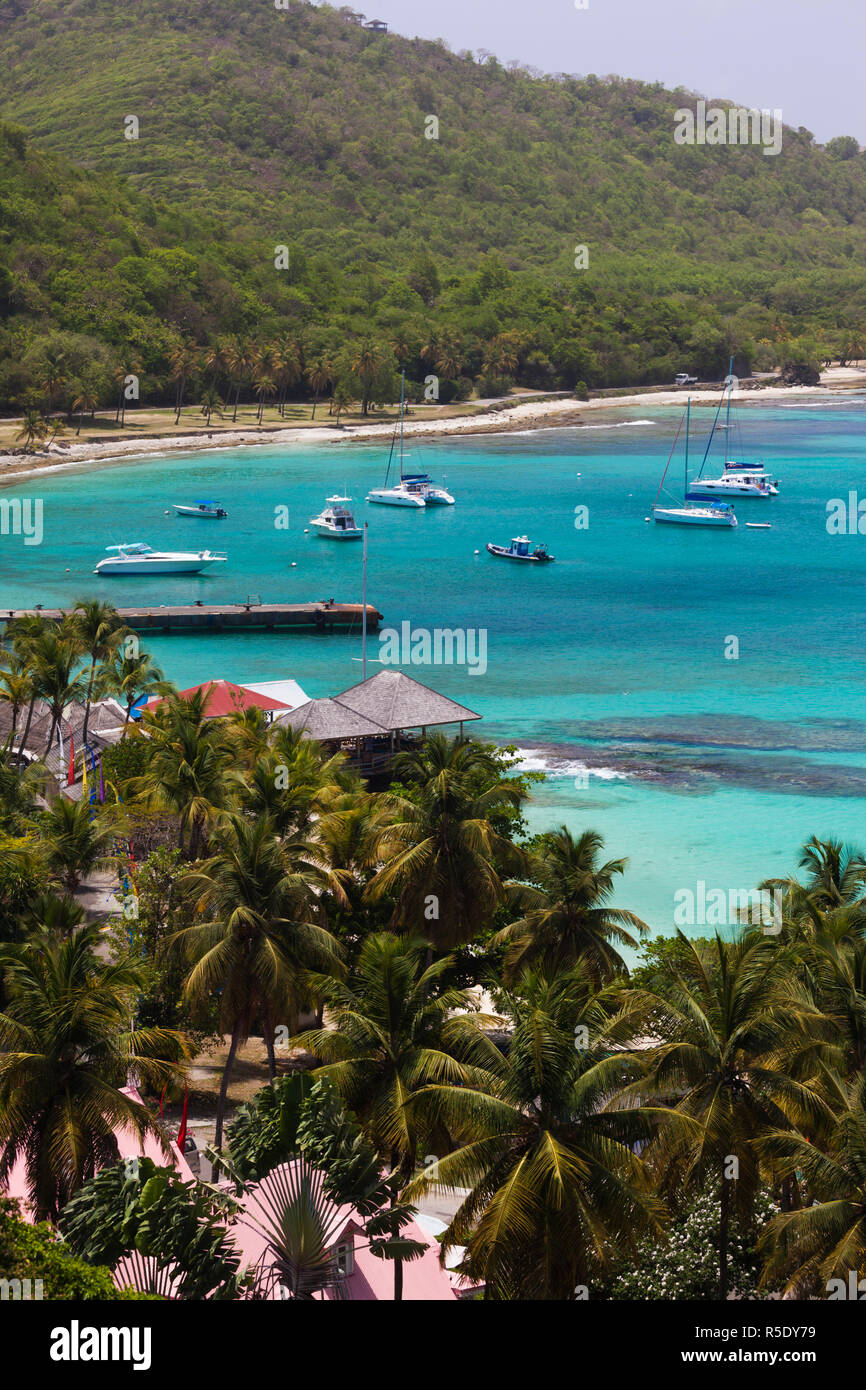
{"left": 149, "top": 680, "right": 291, "bottom": 717}
{"left": 231, "top": 1161, "right": 460, "bottom": 1301}
{"left": 2, "top": 1085, "right": 195, "bottom": 1221}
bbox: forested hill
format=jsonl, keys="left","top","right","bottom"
{"left": 1, "top": 0, "right": 866, "bottom": 414}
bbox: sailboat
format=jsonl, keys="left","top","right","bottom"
{"left": 652, "top": 399, "right": 738, "bottom": 528}
{"left": 366, "top": 372, "right": 454, "bottom": 508}
{"left": 687, "top": 359, "right": 778, "bottom": 499}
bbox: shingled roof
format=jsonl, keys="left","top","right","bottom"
{"left": 271, "top": 697, "right": 387, "bottom": 742}
{"left": 334, "top": 670, "right": 481, "bottom": 732}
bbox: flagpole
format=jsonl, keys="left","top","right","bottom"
{"left": 362, "top": 522, "right": 368, "bottom": 681}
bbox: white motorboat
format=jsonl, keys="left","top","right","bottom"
{"left": 173, "top": 500, "right": 228, "bottom": 518}
{"left": 652, "top": 399, "right": 738, "bottom": 529}
{"left": 367, "top": 371, "right": 454, "bottom": 509}
{"left": 94, "top": 542, "right": 227, "bottom": 575}
{"left": 486, "top": 536, "right": 555, "bottom": 561}
{"left": 310, "top": 496, "right": 363, "bottom": 538}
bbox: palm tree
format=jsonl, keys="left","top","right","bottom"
{"left": 4, "top": 612, "right": 52, "bottom": 760}
{"left": 330, "top": 382, "right": 353, "bottom": 426}
{"left": 168, "top": 341, "right": 199, "bottom": 425}
{"left": 305, "top": 356, "right": 333, "bottom": 421}
{"left": 300, "top": 933, "right": 498, "bottom": 1177}
{"left": 31, "top": 626, "right": 86, "bottom": 756}
{"left": 0, "top": 924, "right": 189, "bottom": 1221}
{"left": 199, "top": 387, "right": 224, "bottom": 426}
{"left": 758, "top": 1070, "right": 866, "bottom": 1296}
{"left": 37, "top": 346, "right": 67, "bottom": 418}
{"left": 34, "top": 796, "right": 115, "bottom": 893}
{"left": 112, "top": 355, "right": 141, "bottom": 427}
{"left": 254, "top": 373, "right": 276, "bottom": 425}
{"left": 176, "top": 814, "right": 343, "bottom": 1147}
{"left": 99, "top": 648, "right": 170, "bottom": 736}
{"left": 0, "top": 652, "right": 32, "bottom": 753}
{"left": 242, "top": 1157, "right": 352, "bottom": 1300}
{"left": 224, "top": 338, "right": 254, "bottom": 424}
{"left": 350, "top": 339, "right": 386, "bottom": 417}
{"left": 365, "top": 734, "right": 525, "bottom": 950}
{"left": 14, "top": 409, "right": 49, "bottom": 453}
{"left": 273, "top": 336, "right": 303, "bottom": 417}
{"left": 613, "top": 931, "right": 828, "bottom": 1299}
{"left": 70, "top": 598, "right": 125, "bottom": 746}
{"left": 129, "top": 689, "right": 236, "bottom": 857}
{"left": 406, "top": 966, "right": 663, "bottom": 1299}
{"left": 72, "top": 384, "right": 99, "bottom": 435}
{"left": 494, "top": 826, "right": 648, "bottom": 985}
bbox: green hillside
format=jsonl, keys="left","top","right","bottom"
{"left": 1, "top": 0, "right": 866, "bottom": 415}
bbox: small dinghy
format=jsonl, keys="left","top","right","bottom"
{"left": 486, "top": 536, "right": 554, "bottom": 562}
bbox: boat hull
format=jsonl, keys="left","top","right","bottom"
{"left": 95, "top": 556, "right": 226, "bottom": 575}
{"left": 310, "top": 521, "right": 363, "bottom": 538}
{"left": 653, "top": 507, "right": 737, "bottom": 528}
{"left": 688, "top": 482, "right": 768, "bottom": 499}
{"left": 366, "top": 490, "right": 426, "bottom": 508}
{"left": 173, "top": 506, "right": 227, "bottom": 518}
{"left": 486, "top": 543, "right": 554, "bottom": 561}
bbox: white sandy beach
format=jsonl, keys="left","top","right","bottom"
{"left": 1, "top": 367, "right": 864, "bottom": 488}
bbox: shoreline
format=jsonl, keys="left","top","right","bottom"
{"left": 2, "top": 369, "right": 864, "bottom": 489}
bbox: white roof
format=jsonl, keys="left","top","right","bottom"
{"left": 240, "top": 679, "right": 309, "bottom": 709}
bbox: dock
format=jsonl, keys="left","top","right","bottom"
{"left": 0, "top": 600, "right": 382, "bottom": 634}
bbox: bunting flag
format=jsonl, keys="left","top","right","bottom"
{"left": 176, "top": 1085, "right": 189, "bottom": 1156}
{"left": 98, "top": 756, "right": 105, "bottom": 805}
{"left": 87, "top": 745, "right": 98, "bottom": 806}
{"left": 67, "top": 736, "right": 75, "bottom": 787}
{"left": 81, "top": 756, "right": 88, "bottom": 800}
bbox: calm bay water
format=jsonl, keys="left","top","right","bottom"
{"left": 4, "top": 396, "right": 866, "bottom": 941}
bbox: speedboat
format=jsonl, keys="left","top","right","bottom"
{"left": 173, "top": 501, "right": 228, "bottom": 518}
{"left": 310, "top": 496, "right": 363, "bottom": 538}
{"left": 486, "top": 536, "right": 555, "bottom": 562}
{"left": 94, "top": 543, "right": 228, "bottom": 575}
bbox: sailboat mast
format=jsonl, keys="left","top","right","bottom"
{"left": 723, "top": 354, "right": 734, "bottom": 468}
{"left": 685, "top": 397, "right": 690, "bottom": 496}
{"left": 399, "top": 369, "right": 405, "bottom": 481}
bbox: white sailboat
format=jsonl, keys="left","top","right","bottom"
{"left": 310, "top": 496, "right": 363, "bottom": 538}
{"left": 652, "top": 400, "right": 738, "bottom": 528}
{"left": 688, "top": 361, "right": 779, "bottom": 498}
{"left": 367, "top": 371, "right": 454, "bottom": 508}
{"left": 94, "top": 542, "right": 227, "bottom": 575}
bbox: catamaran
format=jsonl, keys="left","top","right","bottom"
{"left": 652, "top": 399, "right": 738, "bottom": 528}
{"left": 687, "top": 361, "right": 779, "bottom": 499}
{"left": 94, "top": 542, "right": 228, "bottom": 575}
{"left": 367, "top": 371, "right": 454, "bottom": 508}
{"left": 310, "top": 496, "right": 363, "bottom": 538}
{"left": 173, "top": 500, "right": 228, "bottom": 518}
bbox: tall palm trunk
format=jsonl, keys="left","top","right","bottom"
{"left": 215, "top": 1023, "right": 242, "bottom": 1150}
{"left": 18, "top": 694, "right": 37, "bottom": 765}
{"left": 82, "top": 656, "right": 97, "bottom": 745}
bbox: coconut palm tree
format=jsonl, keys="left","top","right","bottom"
{"left": 0, "top": 924, "right": 189, "bottom": 1221}
{"left": 70, "top": 598, "right": 125, "bottom": 746}
{"left": 758, "top": 1069, "right": 866, "bottom": 1296}
{"left": 4, "top": 612, "right": 52, "bottom": 760}
{"left": 71, "top": 384, "right": 99, "bottom": 435}
{"left": 305, "top": 356, "right": 333, "bottom": 421}
{"left": 330, "top": 381, "right": 353, "bottom": 426}
{"left": 129, "top": 689, "right": 235, "bottom": 857}
{"left": 494, "top": 826, "right": 648, "bottom": 985}
{"left": 112, "top": 354, "right": 141, "bottom": 427}
{"left": 30, "top": 625, "right": 86, "bottom": 756}
{"left": 0, "top": 652, "right": 32, "bottom": 753}
{"left": 176, "top": 814, "right": 343, "bottom": 1147}
{"left": 168, "top": 341, "right": 199, "bottom": 425}
{"left": 350, "top": 339, "right": 386, "bottom": 417}
{"left": 254, "top": 372, "right": 276, "bottom": 425}
{"left": 365, "top": 734, "right": 525, "bottom": 951}
{"left": 99, "top": 647, "right": 170, "bottom": 736}
{"left": 224, "top": 338, "right": 254, "bottom": 424}
{"left": 300, "top": 933, "right": 499, "bottom": 1177}
{"left": 273, "top": 336, "right": 304, "bottom": 417}
{"left": 14, "top": 409, "right": 49, "bottom": 453}
{"left": 406, "top": 965, "right": 664, "bottom": 1299}
{"left": 199, "top": 387, "right": 224, "bottom": 426}
{"left": 612, "top": 931, "right": 828, "bottom": 1299}
{"left": 33, "top": 796, "right": 115, "bottom": 893}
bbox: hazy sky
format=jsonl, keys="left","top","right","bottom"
{"left": 357, "top": 0, "right": 863, "bottom": 144}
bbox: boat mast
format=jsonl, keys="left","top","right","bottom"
{"left": 399, "top": 369, "right": 405, "bottom": 482}
{"left": 723, "top": 354, "right": 734, "bottom": 468}
{"left": 684, "top": 396, "right": 690, "bottom": 498}
{"left": 361, "top": 522, "right": 368, "bottom": 681}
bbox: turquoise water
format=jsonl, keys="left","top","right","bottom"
{"left": 4, "top": 397, "right": 866, "bottom": 941}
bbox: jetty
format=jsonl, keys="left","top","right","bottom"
{"left": 0, "top": 600, "right": 382, "bottom": 634}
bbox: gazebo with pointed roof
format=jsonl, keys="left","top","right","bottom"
{"left": 271, "top": 697, "right": 387, "bottom": 742}
{"left": 334, "top": 670, "right": 481, "bottom": 736}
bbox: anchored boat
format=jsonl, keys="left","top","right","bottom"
{"left": 173, "top": 501, "right": 228, "bottom": 518}
{"left": 367, "top": 371, "right": 454, "bottom": 508}
{"left": 486, "top": 536, "right": 554, "bottom": 562}
{"left": 652, "top": 400, "right": 738, "bottom": 528}
{"left": 310, "top": 496, "right": 363, "bottom": 538}
{"left": 94, "top": 542, "right": 227, "bottom": 575}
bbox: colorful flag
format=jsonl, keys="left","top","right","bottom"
{"left": 81, "top": 756, "right": 88, "bottom": 800}
{"left": 98, "top": 756, "right": 105, "bottom": 804}
{"left": 176, "top": 1085, "right": 189, "bottom": 1156}
{"left": 67, "top": 736, "right": 75, "bottom": 787}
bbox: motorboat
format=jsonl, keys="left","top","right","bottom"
{"left": 310, "top": 496, "right": 363, "bottom": 538}
{"left": 173, "top": 501, "right": 228, "bottom": 518}
{"left": 94, "top": 543, "right": 228, "bottom": 575}
{"left": 367, "top": 371, "right": 454, "bottom": 509}
{"left": 486, "top": 536, "right": 555, "bottom": 561}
